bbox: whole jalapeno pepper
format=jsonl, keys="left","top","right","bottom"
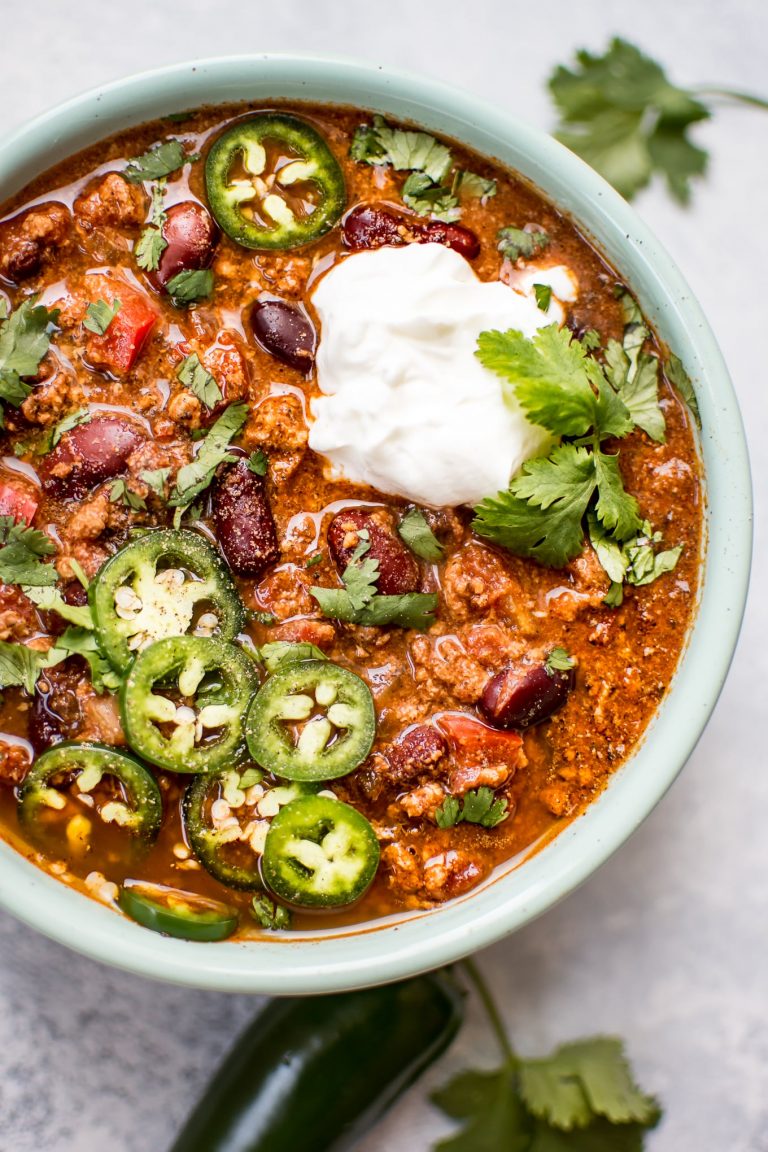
{"left": 262, "top": 794, "right": 380, "bottom": 909}
{"left": 205, "top": 114, "right": 346, "bottom": 250}
{"left": 169, "top": 971, "right": 464, "bottom": 1152}
{"left": 245, "top": 659, "right": 375, "bottom": 782}
{"left": 120, "top": 636, "right": 258, "bottom": 773}
{"left": 90, "top": 529, "right": 245, "bottom": 675}
{"left": 17, "top": 742, "right": 162, "bottom": 846}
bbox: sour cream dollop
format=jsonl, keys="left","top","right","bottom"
{"left": 309, "top": 243, "right": 574, "bottom": 507}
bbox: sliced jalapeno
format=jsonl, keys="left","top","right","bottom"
{"left": 90, "top": 529, "right": 244, "bottom": 674}
{"left": 262, "top": 794, "right": 380, "bottom": 908}
{"left": 17, "top": 742, "right": 162, "bottom": 846}
{"left": 118, "top": 880, "right": 239, "bottom": 941}
{"left": 245, "top": 659, "right": 375, "bottom": 782}
{"left": 121, "top": 636, "right": 258, "bottom": 773}
{"left": 205, "top": 114, "right": 346, "bottom": 251}
{"left": 182, "top": 769, "right": 318, "bottom": 889}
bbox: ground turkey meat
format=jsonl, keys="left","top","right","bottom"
{"left": 74, "top": 173, "right": 147, "bottom": 231}
{"left": 0, "top": 204, "right": 71, "bottom": 282}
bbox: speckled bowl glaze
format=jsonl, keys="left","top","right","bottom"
{"left": 0, "top": 56, "right": 751, "bottom": 993}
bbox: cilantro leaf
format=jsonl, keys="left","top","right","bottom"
{"left": 168, "top": 403, "right": 248, "bottom": 509}
{"left": 520, "top": 1038, "right": 659, "bottom": 1130}
{"left": 166, "top": 269, "right": 214, "bottom": 306}
{"left": 310, "top": 586, "right": 437, "bottom": 630}
{"left": 593, "top": 451, "right": 642, "bottom": 540}
{"left": 435, "top": 795, "right": 461, "bottom": 829}
{"left": 83, "top": 298, "right": 121, "bottom": 336}
{"left": 546, "top": 648, "right": 575, "bottom": 673}
{"left": 588, "top": 513, "right": 682, "bottom": 603}
{"left": 666, "top": 352, "right": 701, "bottom": 427}
{"left": 0, "top": 298, "right": 58, "bottom": 407}
{"left": 342, "top": 541, "right": 380, "bottom": 612}
{"left": 527, "top": 1116, "right": 651, "bottom": 1151}
{"left": 260, "top": 641, "right": 328, "bottom": 674}
{"left": 247, "top": 449, "right": 268, "bottom": 476}
{"left": 474, "top": 445, "right": 597, "bottom": 567}
{"left": 351, "top": 115, "right": 453, "bottom": 182}
{"left": 0, "top": 640, "right": 57, "bottom": 694}
{"left": 124, "top": 139, "right": 187, "bottom": 183}
{"left": 0, "top": 518, "right": 56, "bottom": 586}
{"left": 398, "top": 508, "right": 444, "bottom": 562}
{"left": 549, "top": 38, "right": 710, "bottom": 202}
{"left": 52, "top": 627, "right": 121, "bottom": 694}
{"left": 177, "top": 353, "right": 222, "bottom": 408}
{"left": 251, "top": 895, "right": 291, "bottom": 931}
{"left": 436, "top": 788, "right": 509, "bottom": 830}
{"left": 51, "top": 408, "right": 91, "bottom": 448}
{"left": 402, "top": 171, "right": 461, "bottom": 223}
{"left": 476, "top": 326, "right": 598, "bottom": 437}
{"left": 533, "top": 284, "right": 553, "bottom": 312}
{"left": 603, "top": 294, "right": 665, "bottom": 442}
{"left": 453, "top": 171, "right": 497, "bottom": 200}
{"left": 22, "top": 584, "right": 94, "bottom": 629}
{"left": 135, "top": 227, "right": 167, "bottom": 272}
{"left": 108, "top": 478, "right": 147, "bottom": 512}
{"left": 135, "top": 180, "right": 168, "bottom": 272}
{"left": 432, "top": 1067, "right": 532, "bottom": 1152}
{"left": 498, "top": 226, "right": 550, "bottom": 262}
{"left": 140, "top": 467, "right": 171, "bottom": 498}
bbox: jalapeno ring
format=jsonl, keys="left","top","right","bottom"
{"left": 182, "top": 770, "right": 317, "bottom": 890}
{"left": 17, "top": 742, "right": 162, "bottom": 845}
{"left": 245, "top": 659, "right": 375, "bottom": 782}
{"left": 90, "top": 529, "right": 244, "bottom": 675}
{"left": 121, "top": 636, "right": 258, "bottom": 773}
{"left": 118, "top": 880, "right": 239, "bottom": 941}
{"left": 262, "top": 794, "right": 380, "bottom": 908}
{"left": 205, "top": 114, "right": 346, "bottom": 251}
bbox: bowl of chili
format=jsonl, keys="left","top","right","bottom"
{"left": 0, "top": 55, "right": 750, "bottom": 992}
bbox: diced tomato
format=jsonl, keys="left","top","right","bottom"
{"left": 435, "top": 712, "right": 523, "bottom": 763}
{"left": 86, "top": 286, "right": 157, "bottom": 375}
{"left": 0, "top": 480, "right": 38, "bottom": 524}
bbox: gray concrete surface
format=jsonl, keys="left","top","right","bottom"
{"left": 0, "top": 2, "right": 765, "bottom": 1149}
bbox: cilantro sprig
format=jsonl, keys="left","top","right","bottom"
{"left": 168, "top": 402, "right": 248, "bottom": 517}
{"left": 550, "top": 37, "right": 768, "bottom": 203}
{"left": 123, "top": 139, "right": 191, "bottom": 184}
{"left": 398, "top": 507, "right": 444, "bottom": 562}
{"left": 83, "top": 298, "right": 121, "bottom": 336}
{"left": 472, "top": 309, "right": 685, "bottom": 594}
{"left": 431, "top": 959, "right": 660, "bottom": 1151}
{"left": 135, "top": 180, "right": 168, "bottom": 272}
{"left": 310, "top": 532, "right": 437, "bottom": 630}
{"left": 350, "top": 115, "right": 496, "bottom": 223}
{"left": 0, "top": 297, "right": 59, "bottom": 411}
{"left": 435, "top": 787, "right": 508, "bottom": 829}
{"left": 177, "top": 352, "right": 222, "bottom": 409}
{"left": 0, "top": 518, "right": 56, "bottom": 586}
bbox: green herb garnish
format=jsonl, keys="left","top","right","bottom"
{"left": 177, "top": 352, "right": 222, "bottom": 408}
{"left": 497, "top": 226, "right": 550, "bottom": 263}
{"left": 311, "top": 534, "right": 437, "bottom": 630}
{"left": 533, "top": 283, "right": 553, "bottom": 312}
{"left": 134, "top": 180, "right": 168, "bottom": 272}
{"left": 166, "top": 269, "right": 214, "bottom": 306}
{"left": 169, "top": 403, "right": 248, "bottom": 512}
{"left": 108, "top": 478, "right": 147, "bottom": 512}
{"left": 435, "top": 787, "right": 508, "bottom": 830}
{"left": 398, "top": 508, "right": 444, "bottom": 562}
{"left": 83, "top": 298, "right": 121, "bottom": 336}
{"left": 0, "top": 298, "right": 59, "bottom": 409}
{"left": 247, "top": 449, "right": 268, "bottom": 476}
{"left": 124, "top": 139, "right": 188, "bottom": 184}
{"left": 0, "top": 518, "right": 56, "bottom": 586}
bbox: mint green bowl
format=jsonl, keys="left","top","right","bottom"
{"left": 0, "top": 56, "right": 751, "bottom": 993}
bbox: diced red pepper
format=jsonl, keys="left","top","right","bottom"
{"left": 0, "top": 481, "right": 38, "bottom": 524}
{"left": 86, "top": 286, "right": 157, "bottom": 375}
{"left": 435, "top": 712, "right": 523, "bottom": 763}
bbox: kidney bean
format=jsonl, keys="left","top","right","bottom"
{"left": 148, "top": 201, "right": 219, "bottom": 289}
{"left": 40, "top": 415, "right": 144, "bottom": 500}
{"left": 327, "top": 507, "right": 419, "bottom": 596}
{"left": 212, "top": 459, "right": 280, "bottom": 577}
{"left": 386, "top": 724, "right": 448, "bottom": 787}
{"left": 420, "top": 219, "right": 481, "bottom": 260}
{"left": 342, "top": 204, "right": 407, "bottom": 250}
{"left": 251, "top": 299, "right": 316, "bottom": 373}
{"left": 0, "top": 204, "right": 70, "bottom": 283}
{"left": 343, "top": 202, "right": 480, "bottom": 259}
{"left": 479, "top": 660, "right": 575, "bottom": 730}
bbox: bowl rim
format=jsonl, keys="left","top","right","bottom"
{"left": 0, "top": 53, "right": 752, "bottom": 994}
